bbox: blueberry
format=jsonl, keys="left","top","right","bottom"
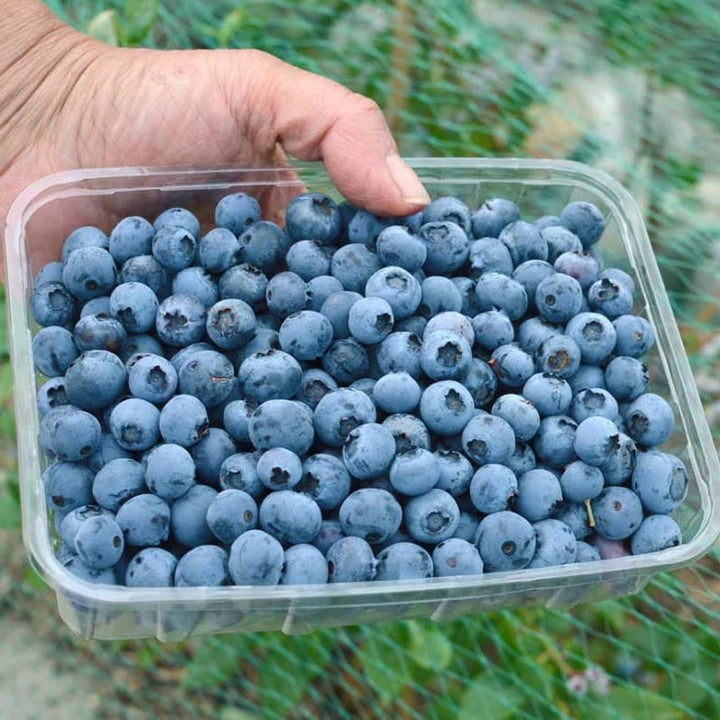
{"left": 506, "top": 439, "right": 537, "bottom": 476}
{"left": 327, "top": 536, "right": 376, "bottom": 582}
{"left": 298, "top": 453, "right": 351, "bottom": 511}
{"left": 71, "top": 312, "right": 127, "bottom": 354}
{"left": 469, "top": 463, "right": 518, "bottom": 514}
{"left": 110, "top": 398, "right": 161, "bottom": 451}
{"left": 422, "top": 196, "right": 472, "bottom": 233}
{"left": 34, "top": 261, "right": 64, "bottom": 288}
{"left": 62, "top": 246, "right": 117, "bottom": 301}
{"left": 461, "top": 414, "right": 515, "bottom": 465}
{"left": 570, "top": 388, "right": 618, "bottom": 423}
{"left": 631, "top": 451, "right": 688, "bottom": 514}
{"left": 144, "top": 443, "right": 196, "bottom": 500}
{"left": 516, "top": 316, "right": 563, "bottom": 355}
{"left": 152, "top": 226, "right": 196, "bottom": 271}
{"left": 565, "top": 312, "right": 617, "bottom": 366}
{"left": 339, "top": 488, "right": 403, "bottom": 545}
{"left": 574, "top": 541, "right": 601, "bottom": 563}
{"left": 558, "top": 460, "right": 604, "bottom": 504}
{"left": 419, "top": 221, "right": 470, "bottom": 274}
{"left": 238, "top": 220, "right": 289, "bottom": 274}
{"left": 405, "top": 489, "right": 461, "bottom": 546}
{"left": 474, "top": 272, "right": 528, "bottom": 321}
{"left": 376, "top": 331, "right": 423, "bottom": 379}
{"left": 375, "top": 542, "right": 433, "bottom": 581}
{"left": 346, "top": 297, "right": 394, "bottom": 345}
{"left": 155, "top": 294, "right": 207, "bottom": 347}
{"left": 238, "top": 349, "right": 302, "bottom": 403}
{"left": 153, "top": 207, "right": 200, "bottom": 237}
{"left": 368, "top": 371, "right": 419, "bottom": 414}
{"left": 474, "top": 511, "right": 536, "bottom": 572}
{"left": 312, "top": 519, "right": 345, "bottom": 555}
{"left": 32, "top": 326, "right": 78, "bottom": 378}
{"left": 172, "top": 266, "right": 220, "bottom": 308}
{"left": 37, "top": 376, "right": 70, "bottom": 415}
{"left": 553, "top": 501, "right": 592, "bottom": 540}
{"left": 534, "top": 273, "right": 583, "bottom": 324}
{"left": 418, "top": 276, "right": 463, "bottom": 317}
{"left": 249, "top": 399, "right": 315, "bottom": 455}
{"left": 219, "top": 452, "right": 264, "bottom": 498}
{"left": 599, "top": 432, "right": 637, "bottom": 486}
{"left": 419, "top": 380, "right": 474, "bottom": 435}
{"left": 382, "top": 413, "right": 432, "bottom": 453}
{"left": 590, "top": 486, "right": 643, "bottom": 540}
{"left": 215, "top": 192, "right": 261, "bottom": 235}
{"left": 127, "top": 354, "right": 177, "bottom": 405}
{"left": 281, "top": 544, "right": 329, "bottom": 585}
{"left": 389, "top": 448, "right": 440, "bottom": 496}
{"left": 120, "top": 334, "right": 165, "bottom": 362}
{"left": 80, "top": 298, "right": 111, "bottom": 319}
{"left": 302, "top": 277, "right": 345, "bottom": 315}
{"left": 365, "top": 266, "right": 422, "bottom": 319}
{"left": 92, "top": 458, "right": 147, "bottom": 512}
{"left": 159, "top": 394, "right": 209, "bottom": 447}
{"left": 42, "top": 461, "right": 94, "bottom": 512}
{"left": 31, "top": 281, "right": 77, "bottom": 327}
{"left": 321, "top": 338, "right": 371, "bottom": 384}
{"left": 62, "top": 226, "right": 109, "bottom": 262}
{"left": 624, "top": 393, "right": 674, "bottom": 447}
{"left": 528, "top": 519, "right": 577, "bottom": 568}
{"left": 468, "top": 238, "right": 514, "bottom": 278}
{"left": 206, "top": 489, "right": 258, "bottom": 545}
{"left": 347, "top": 209, "right": 394, "bottom": 246}
{"left": 568, "top": 365, "right": 607, "bottom": 395}
{"left": 218, "top": 263, "right": 268, "bottom": 307}
{"left": 541, "top": 226, "right": 582, "bottom": 262}
{"left": 314, "top": 388, "right": 377, "bottom": 447}
{"left": 125, "top": 547, "right": 178, "bottom": 587}
{"left": 295, "top": 368, "right": 338, "bottom": 410}
{"left": 604, "top": 356, "right": 649, "bottom": 402}
{"left": 286, "top": 193, "right": 341, "bottom": 244}
{"left": 630, "top": 514, "right": 682, "bottom": 555}
{"left": 612, "top": 314, "right": 655, "bottom": 358}
{"left": 433, "top": 450, "right": 474, "bottom": 497}
{"left": 228, "top": 529, "right": 284, "bottom": 586}
{"left": 74, "top": 515, "right": 124, "bottom": 570}
{"left": 452, "top": 276, "right": 483, "bottom": 317}
{"left": 376, "top": 225, "right": 427, "bottom": 271}
{"left": 432, "top": 538, "right": 483, "bottom": 577}
{"left": 320, "top": 291, "right": 363, "bottom": 339}
{"left": 514, "top": 468, "right": 564, "bottom": 522}
{"left": 276, "top": 310, "right": 334, "bottom": 361}
{"left": 331, "top": 244, "right": 382, "bottom": 293}
{"left": 490, "top": 343, "right": 535, "bottom": 388}
{"left": 491, "top": 394, "right": 540, "bottom": 442}
{"left": 175, "top": 545, "right": 229, "bottom": 587}
{"left": 420, "top": 330, "right": 472, "bottom": 381}
{"left": 512, "top": 260, "right": 554, "bottom": 311}
{"left": 600, "top": 267, "right": 635, "bottom": 295}
{"left": 87, "top": 433, "right": 132, "bottom": 474}
{"left": 499, "top": 221, "right": 548, "bottom": 266}
{"left": 256, "top": 447, "right": 303, "bottom": 491}
{"left": 522, "top": 373, "right": 572, "bottom": 417}
{"left": 587, "top": 277, "right": 633, "bottom": 319}
{"left": 560, "top": 201, "right": 605, "bottom": 248}
{"left": 231, "top": 327, "right": 280, "bottom": 367}
{"left": 189, "top": 427, "right": 236, "bottom": 486}
{"left": 177, "top": 350, "right": 235, "bottom": 408}
{"left": 532, "top": 415, "right": 578, "bottom": 468}
{"left": 105, "top": 282, "right": 158, "bottom": 337}
{"left": 117, "top": 493, "right": 171, "bottom": 547}
{"left": 342, "top": 423, "right": 396, "bottom": 480}
{"left": 40, "top": 405, "right": 101, "bottom": 462}
{"left": 259, "top": 490, "right": 322, "bottom": 545}
{"left": 462, "top": 358, "right": 498, "bottom": 409}
{"left": 471, "top": 198, "right": 520, "bottom": 238}
{"left": 119, "top": 255, "right": 169, "bottom": 299}
{"left": 170, "top": 484, "right": 217, "bottom": 548}
{"left": 194, "top": 227, "right": 241, "bottom": 273}
{"left": 286, "top": 240, "right": 332, "bottom": 281}
{"left": 423, "top": 312, "right": 474, "bottom": 348}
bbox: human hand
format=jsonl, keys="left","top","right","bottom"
{"left": 0, "top": 2, "right": 430, "bottom": 275}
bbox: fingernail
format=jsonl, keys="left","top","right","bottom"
{"left": 386, "top": 154, "right": 431, "bottom": 205}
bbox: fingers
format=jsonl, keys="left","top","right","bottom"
{"left": 244, "top": 51, "right": 430, "bottom": 217}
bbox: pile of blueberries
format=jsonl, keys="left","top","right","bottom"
{"left": 31, "top": 187, "right": 688, "bottom": 589}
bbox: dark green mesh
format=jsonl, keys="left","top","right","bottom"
{"left": 2, "top": 1, "right": 720, "bottom": 717}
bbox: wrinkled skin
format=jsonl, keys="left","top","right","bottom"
{"left": 0, "top": 2, "right": 429, "bottom": 277}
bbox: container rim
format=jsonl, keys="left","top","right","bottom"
{"left": 7, "top": 158, "right": 720, "bottom": 610}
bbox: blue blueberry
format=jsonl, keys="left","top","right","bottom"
{"left": 32, "top": 326, "right": 78, "bottom": 378}
{"left": 172, "top": 266, "right": 220, "bottom": 308}
{"left": 178, "top": 350, "right": 235, "bottom": 408}
{"left": 564, "top": 312, "right": 617, "bottom": 366}
{"left": 387, "top": 448, "right": 439, "bottom": 497}
{"left": 528, "top": 519, "right": 577, "bottom": 568}
{"left": 120, "top": 333, "right": 164, "bottom": 362}
{"left": 631, "top": 451, "right": 687, "bottom": 514}
{"left": 314, "top": 388, "right": 377, "bottom": 447}
{"left": 286, "top": 240, "right": 332, "bottom": 281}
{"left": 215, "top": 192, "right": 261, "bottom": 235}
{"left": 541, "top": 225, "right": 582, "bottom": 262}
{"left": 119, "top": 255, "right": 169, "bottom": 299}
{"left": 265, "top": 271, "right": 308, "bottom": 319}
{"left": 535, "top": 334, "right": 582, "bottom": 379}
{"left": 295, "top": 368, "right": 338, "bottom": 410}
{"left": 462, "top": 358, "right": 498, "bottom": 409}
{"left": 175, "top": 545, "right": 229, "bottom": 587}
{"left": 419, "top": 380, "right": 474, "bottom": 435}
{"left": 286, "top": 193, "right": 341, "bottom": 244}
{"left": 80, "top": 296, "right": 111, "bottom": 318}
{"left": 559, "top": 460, "right": 604, "bottom": 503}
{"left": 347, "top": 209, "right": 394, "bottom": 246}
{"left": 170, "top": 484, "right": 217, "bottom": 548}
{"left": 474, "top": 272, "right": 528, "bottom": 321}
{"left": 342, "top": 423, "right": 396, "bottom": 480}
{"left": 490, "top": 343, "right": 535, "bottom": 388}
{"left": 422, "top": 196, "right": 471, "bottom": 233}
{"left": 376, "top": 331, "right": 423, "bottom": 379}
{"left": 474, "top": 511, "right": 536, "bottom": 572}
{"left": 532, "top": 415, "right": 578, "bottom": 468}
{"left": 298, "top": 454, "right": 351, "bottom": 511}
{"left": 320, "top": 291, "right": 363, "bottom": 339}
{"left": 31, "top": 281, "right": 78, "bottom": 327}
{"left": 568, "top": 364, "right": 607, "bottom": 395}
{"left": 376, "top": 225, "right": 427, "bottom": 271}
{"left": 505, "top": 439, "right": 537, "bottom": 476}
{"left": 339, "top": 488, "right": 402, "bottom": 545}
{"left": 432, "top": 450, "right": 473, "bottom": 497}
{"left": 471, "top": 198, "right": 520, "bottom": 238}
{"left": 468, "top": 238, "right": 514, "bottom": 278}
{"left": 452, "top": 276, "right": 482, "bottom": 317}
{"left": 590, "top": 486, "right": 643, "bottom": 540}
{"left": 249, "top": 399, "right": 315, "bottom": 455}
{"left": 218, "top": 263, "right": 268, "bottom": 307}
{"left": 117, "top": 493, "right": 171, "bottom": 547}
{"left": 127, "top": 354, "right": 177, "bottom": 404}
{"left": 62, "top": 556, "right": 116, "bottom": 584}
{"left": 554, "top": 250, "right": 600, "bottom": 291}
{"left": 92, "top": 458, "right": 146, "bottom": 512}
{"left": 231, "top": 327, "right": 279, "bottom": 367}
{"left": 423, "top": 311, "right": 474, "bottom": 347}
{"left": 461, "top": 414, "right": 515, "bottom": 465}
{"left": 219, "top": 452, "right": 264, "bottom": 498}
{"left": 346, "top": 297, "right": 394, "bottom": 345}
{"left": 125, "top": 547, "right": 178, "bottom": 587}
{"left": 228, "top": 529, "right": 284, "bottom": 586}
{"left": 499, "top": 220, "right": 548, "bottom": 266}
{"left": 72, "top": 313, "right": 126, "bottom": 354}
{"left": 256, "top": 447, "right": 303, "bottom": 491}
{"left": 159, "top": 394, "right": 209, "bottom": 447}
{"left": 598, "top": 432, "right": 637, "bottom": 486}
{"left": 419, "top": 221, "right": 470, "bottom": 274}
{"left": 306, "top": 274, "right": 344, "bottom": 311}
{"left": 259, "top": 490, "right": 322, "bottom": 545}
{"left": 560, "top": 201, "right": 605, "bottom": 248}
{"left": 604, "top": 356, "right": 649, "bottom": 402}
{"left": 40, "top": 405, "right": 101, "bottom": 462}
{"left": 204, "top": 299, "right": 256, "bottom": 351}
{"left": 277, "top": 310, "right": 334, "bottom": 361}
{"left": 62, "top": 246, "right": 117, "bottom": 301}
{"left": 327, "top": 536, "right": 376, "bottom": 583}
{"left": 330, "top": 244, "right": 382, "bottom": 293}
{"left": 512, "top": 260, "right": 555, "bottom": 310}
{"left": 535, "top": 272, "right": 583, "bottom": 324}
{"left": 514, "top": 468, "right": 564, "bottom": 522}
{"left": 375, "top": 542, "right": 433, "bottom": 581}
{"left": 612, "top": 314, "right": 655, "bottom": 358}
{"left": 570, "top": 388, "right": 619, "bottom": 425}
{"left": 522, "top": 372, "right": 572, "bottom": 417}
{"left": 600, "top": 267, "right": 635, "bottom": 295}
{"left": 404, "top": 489, "right": 460, "bottom": 544}
{"left": 34, "top": 261, "right": 64, "bottom": 288}
{"left": 152, "top": 226, "right": 196, "bottom": 271}
{"left": 37, "top": 377, "right": 70, "bottom": 416}
{"left": 420, "top": 330, "right": 472, "bottom": 381}
{"left": 491, "top": 394, "right": 540, "bottom": 442}
{"left": 43, "top": 461, "right": 94, "bottom": 512}
{"left": 312, "top": 519, "right": 345, "bottom": 555}
{"left": 624, "top": 393, "right": 674, "bottom": 447}
{"left": 144, "top": 443, "right": 196, "bottom": 500}
{"left": 189, "top": 427, "right": 236, "bottom": 486}
{"left": 469, "top": 464, "right": 518, "bottom": 514}
{"left": 153, "top": 207, "right": 200, "bottom": 237}
{"left": 109, "top": 398, "right": 161, "bottom": 452}
{"left": 372, "top": 372, "right": 422, "bottom": 414}
{"left": 87, "top": 433, "right": 132, "bottom": 473}
{"left": 155, "top": 294, "right": 207, "bottom": 347}
{"left": 62, "top": 226, "right": 109, "bottom": 262}
{"left": 587, "top": 277, "right": 633, "bottom": 319}
{"left": 238, "top": 349, "right": 302, "bottom": 403}
{"left": 281, "top": 544, "right": 329, "bottom": 585}
{"left": 574, "top": 541, "right": 601, "bottom": 563}
{"left": 432, "top": 538, "right": 483, "bottom": 577}
{"left": 195, "top": 227, "right": 241, "bottom": 273}
{"left": 516, "top": 316, "right": 563, "bottom": 355}
{"left": 74, "top": 515, "right": 124, "bottom": 570}
{"left": 630, "top": 515, "right": 682, "bottom": 555}
{"left": 321, "top": 338, "right": 371, "bottom": 384}
{"left": 238, "top": 220, "right": 289, "bottom": 275}
{"left": 418, "top": 276, "right": 463, "bottom": 317}
{"left": 365, "top": 266, "right": 422, "bottom": 319}
{"left": 382, "top": 413, "right": 432, "bottom": 453}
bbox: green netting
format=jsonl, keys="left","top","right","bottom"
{"left": 2, "top": 0, "right": 720, "bottom": 717}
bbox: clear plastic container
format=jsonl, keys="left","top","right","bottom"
{"left": 5, "top": 159, "right": 720, "bottom": 641}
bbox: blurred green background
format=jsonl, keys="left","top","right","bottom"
{"left": 2, "top": 1, "right": 720, "bottom": 718}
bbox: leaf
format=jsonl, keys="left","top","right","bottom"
{"left": 606, "top": 686, "right": 686, "bottom": 720}
{"left": 358, "top": 625, "right": 413, "bottom": 703}
{"left": 407, "top": 621, "right": 453, "bottom": 672}
{"left": 219, "top": 709, "right": 263, "bottom": 720}
{"left": 218, "top": 9, "right": 245, "bottom": 48}
{"left": 124, "top": 0, "right": 160, "bottom": 46}
{"left": 0, "top": 491, "right": 20, "bottom": 530}
{"left": 458, "top": 675, "right": 524, "bottom": 720}
{"left": 86, "top": 10, "right": 121, "bottom": 47}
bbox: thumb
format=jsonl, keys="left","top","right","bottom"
{"left": 246, "top": 51, "right": 431, "bottom": 217}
